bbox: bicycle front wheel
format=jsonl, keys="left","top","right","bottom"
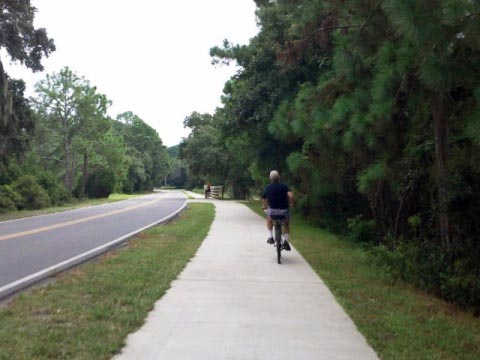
{"left": 275, "top": 222, "right": 282, "bottom": 264}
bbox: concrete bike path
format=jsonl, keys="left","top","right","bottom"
{"left": 115, "top": 200, "right": 379, "bottom": 360}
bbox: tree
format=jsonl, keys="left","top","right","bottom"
{"left": 74, "top": 84, "right": 112, "bottom": 197}
{"left": 0, "top": 0, "right": 55, "bottom": 169}
{"left": 114, "top": 112, "right": 169, "bottom": 192}
{"left": 164, "top": 145, "right": 186, "bottom": 188}
{"left": 0, "top": 75, "right": 36, "bottom": 172}
{"left": 34, "top": 67, "right": 118, "bottom": 195}
{"left": 209, "top": 1, "right": 307, "bottom": 189}
{"left": 0, "top": 0, "right": 55, "bottom": 72}
{"left": 180, "top": 112, "right": 228, "bottom": 189}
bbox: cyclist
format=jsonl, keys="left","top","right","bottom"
{"left": 262, "top": 170, "right": 294, "bottom": 250}
{"left": 204, "top": 182, "right": 211, "bottom": 198}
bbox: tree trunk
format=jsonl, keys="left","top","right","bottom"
{"left": 79, "top": 152, "right": 88, "bottom": 198}
{"left": 63, "top": 123, "right": 72, "bottom": 193}
{"left": 432, "top": 93, "right": 451, "bottom": 252}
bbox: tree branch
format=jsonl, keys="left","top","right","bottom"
{"left": 312, "top": 25, "right": 362, "bottom": 35}
{"left": 353, "top": 0, "right": 384, "bottom": 48}
{"left": 457, "top": 11, "right": 480, "bottom": 22}
{"left": 39, "top": 156, "right": 66, "bottom": 164}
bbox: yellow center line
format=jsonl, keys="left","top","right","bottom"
{"left": 0, "top": 198, "right": 161, "bottom": 242}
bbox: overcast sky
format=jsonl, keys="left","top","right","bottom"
{"left": 3, "top": 0, "right": 259, "bottom": 146}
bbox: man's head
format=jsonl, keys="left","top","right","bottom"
{"left": 269, "top": 170, "right": 280, "bottom": 182}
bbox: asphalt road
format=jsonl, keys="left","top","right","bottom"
{"left": 0, "top": 191, "right": 187, "bottom": 298}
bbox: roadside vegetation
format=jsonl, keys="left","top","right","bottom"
{"left": 0, "top": 203, "right": 214, "bottom": 359}
{"left": 245, "top": 201, "right": 480, "bottom": 359}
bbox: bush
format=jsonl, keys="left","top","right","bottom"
{"left": 369, "top": 240, "right": 480, "bottom": 307}
{"left": 0, "top": 160, "right": 20, "bottom": 186}
{"left": 347, "top": 215, "right": 377, "bottom": 244}
{"left": 13, "top": 175, "right": 51, "bottom": 210}
{"left": 370, "top": 243, "right": 421, "bottom": 284}
{"left": 0, "top": 185, "right": 21, "bottom": 213}
{"left": 121, "top": 179, "right": 134, "bottom": 194}
{"left": 440, "top": 257, "right": 480, "bottom": 308}
{"left": 36, "top": 171, "right": 71, "bottom": 205}
{"left": 86, "top": 169, "right": 115, "bottom": 198}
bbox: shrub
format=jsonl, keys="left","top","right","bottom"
{"left": 347, "top": 215, "right": 377, "bottom": 244}
{"left": 36, "top": 171, "right": 71, "bottom": 205}
{"left": 121, "top": 179, "right": 134, "bottom": 194}
{"left": 13, "top": 175, "right": 51, "bottom": 210}
{"left": 440, "top": 257, "right": 480, "bottom": 308}
{"left": 370, "top": 243, "right": 420, "bottom": 284}
{"left": 0, "top": 185, "right": 21, "bottom": 213}
{"left": 86, "top": 169, "right": 115, "bottom": 198}
{"left": 0, "top": 160, "right": 20, "bottom": 186}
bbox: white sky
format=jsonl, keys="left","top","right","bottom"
{"left": 2, "top": 0, "right": 259, "bottom": 146}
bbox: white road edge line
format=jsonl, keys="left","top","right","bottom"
{"left": 0, "top": 193, "right": 187, "bottom": 300}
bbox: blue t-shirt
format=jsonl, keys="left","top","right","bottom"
{"left": 262, "top": 182, "right": 290, "bottom": 209}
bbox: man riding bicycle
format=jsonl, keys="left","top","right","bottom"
{"left": 262, "top": 170, "right": 294, "bottom": 251}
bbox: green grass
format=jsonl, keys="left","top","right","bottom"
{"left": 191, "top": 188, "right": 204, "bottom": 195}
{"left": 0, "top": 203, "right": 215, "bottom": 359}
{"left": 244, "top": 201, "right": 480, "bottom": 360}
{"left": 0, "top": 193, "right": 141, "bottom": 222}
{"left": 181, "top": 190, "right": 196, "bottom": 199}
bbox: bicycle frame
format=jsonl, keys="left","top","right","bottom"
{"left": 272, "top": 217, "right": 285, "bottom": 264}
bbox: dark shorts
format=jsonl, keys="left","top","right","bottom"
{"left": 266, "top": 208, "right": 290, "bottom": 222}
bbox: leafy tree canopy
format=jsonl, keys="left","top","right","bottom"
{"left": 0, "top": 0, "right": 55, "bottom": 71}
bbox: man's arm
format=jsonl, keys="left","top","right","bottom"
{"left": 262, "top": 197, "right": 268, "bottom": 210}
{"left": 287, "top": 191, "right": 294, "bottom": 207}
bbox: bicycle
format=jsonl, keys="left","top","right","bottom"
{"left": 272, "top": 215, "right": 286, "bottom": 264}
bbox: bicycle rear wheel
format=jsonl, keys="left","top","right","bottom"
{"left": 275, "top": 222, "right": 282, "bottom": 264}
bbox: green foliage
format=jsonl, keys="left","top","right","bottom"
{"left": 441, "top": 258, "right": 480, "bottom": 308}
{"left": 370, "top": 243, "right": 421, "bottom": 284}
{"left": 0, "top": 159, "right": 21, "bottom": 186}
{"left": 0, "top": 75, "right": 36, "bottom": 168}
{"left": 166, "top": 146, "right": 188, "bottom": 188}
{"left": 465, "top": 88, "right": 480, "bottom": 144}
{"left": 0, "top": 0, "right": 54, "bottom": 177}
{"left": 12, "top": 175, "right": 50, "bottom": 210}
{"left": 115, "top": 112, "right": 169, "bottom": 192}
{"left": 371, "top": 240, "right": 480, "bottom": 307}
{"left": 407, "top": 215, "right": 421, "bottom": 229}
{"left": 85, "top": 169, "right": 115, "bottom": 198}
{"left": 180, "top": 112, "right": 229, "bottom": 190}
{"left": 35, "top": 171, "right": 70, "bottom": 205}
{"left": 286, "top": 151, "right": 308, "bottom": 175}
{"left": 347, "top": 215, "right": 377, "bottom": 244}
{"left": 33, "top": 67, "right": 119, "bottom": 196}
{"left": 357, "top": 161, "right": 387, "bottom": 194}
{"left": 0, "top": 0, "right": 55, "bottom": 72}
{"left": 0, "top": 185, "right": 21, "bottom": 213}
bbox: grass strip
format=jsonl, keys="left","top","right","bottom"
{"left": 181, "top": 190, "right": 196, "bottom": 199}
{"left": 244, "top": 201, "right": 480, "bottom": 360}
{"left": 0, "top": 203, "right": 214, "bottom": 360}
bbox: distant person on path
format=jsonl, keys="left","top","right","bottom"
{"left": 262, "top": 170, "right": 294, "bottom": 250}
{"left": 204, "top": 182, "right": 211, "bottom": 198}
